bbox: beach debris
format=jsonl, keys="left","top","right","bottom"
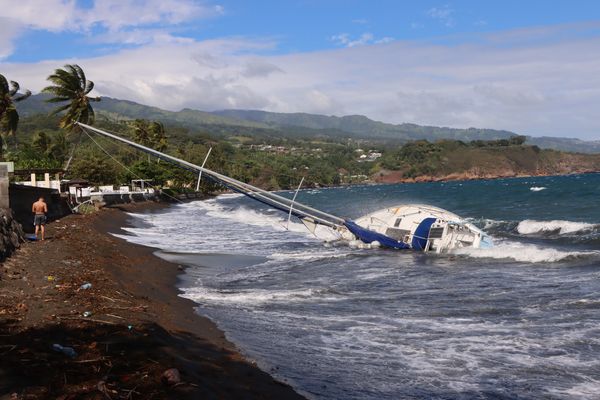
{"left": 52, "top": 343, "right": 77, "bottom": 358}
{"left": 97, "top": 379, "right": 114, "bottom": 399}
{"left": 127, "top": 325, "right": 133, "bottom": 330}
{"left": 161, "top": 368, "right": 181, "bottom": 386}
{"left": 79, "top": 282, "right": 92, "bottom": 290}
{"left": 83, "top": 311, "right": 92, "bottom": 317}
{"left": 46, "top": 275, "right": 55, "bottom": 281}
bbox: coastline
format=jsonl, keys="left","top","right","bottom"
{"left": 0, "top": 200, "right": 304, "bottom": 399}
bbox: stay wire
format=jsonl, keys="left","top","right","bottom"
{"left": 80, "top": 126, "right": 183, "bottom": 204}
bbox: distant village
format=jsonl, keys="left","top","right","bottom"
{"left": 244, "top": 143, "right": 383, "bottom": 162}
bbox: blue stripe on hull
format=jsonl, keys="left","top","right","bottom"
{"left": 344, "top": 220, "right": 411, "bottom": 250}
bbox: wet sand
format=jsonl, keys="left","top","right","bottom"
{"left": 0, "top": 201, "right": 304, "bottom": 399}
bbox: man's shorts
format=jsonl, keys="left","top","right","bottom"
{"left": 34, "top": 214, "right": 47, "bottom": 226}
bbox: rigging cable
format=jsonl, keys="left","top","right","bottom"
{"left": 80, "top": 125, "right": 184, "bottom": 204}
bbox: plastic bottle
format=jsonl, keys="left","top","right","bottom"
{"left": 79, "top": 283, "right": 92, "bottom": 290}
{"left": 52, "top": 344, "right": 77, "bottom": 358}
{"left": 83, "top": 311, "right": 92, "bottom": 317}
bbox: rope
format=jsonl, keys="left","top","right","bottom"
{"left": 80, "top": 126, "right": 183, "bottom": 204}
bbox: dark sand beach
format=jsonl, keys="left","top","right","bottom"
{"left": 0, "top": 201, "right": 304, "bottom": 399}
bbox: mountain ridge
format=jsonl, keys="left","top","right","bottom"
{"left": 16, "top": 93, "right": 600, "bottom": 153}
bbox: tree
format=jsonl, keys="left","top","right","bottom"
{"left": 130, "top": 119, "right": 168, "bottom": 150}
{"left": 32, "top": 131, "right": 51, "bottom": 154}
{"left": 0, "top": 74, "right": 31, "bottom": 155}
{"left": 42, "top": 64, "right": 100, "bottom": 131}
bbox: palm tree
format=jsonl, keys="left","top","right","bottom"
{"left": 42, "top": 64, "right": 100, "bottom": 131}
{"left": 130, "top": 119, "right": 168, "bottom": 150}
{"left": 150, "top": 121, "right": 167, "bottom": 152}
{"left": 130, "top": 119, "right": 168, "bottom": 162}
{"left": 0, "top": 74, "right": 31, "bottom": 155}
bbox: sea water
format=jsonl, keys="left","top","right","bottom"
{"left": 116, "top": 174, "right": 600, "bottom": 399}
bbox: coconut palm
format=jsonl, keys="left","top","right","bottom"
{"left": 150, "top": 121, "right": 167, "bottom": 152}
{"left": 42, "top": 64, "right": 100, "bottom": 131}
{"left": 0, "top": 74, "right": 31, "bottom": 151}
{"left": 130, "top": 119, "right": 168, "bottom": 151}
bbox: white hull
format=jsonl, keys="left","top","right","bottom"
{"left": 341, "top": 204, "right": 493, "bottom": 253}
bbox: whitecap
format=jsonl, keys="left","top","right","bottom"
{"left": 517, "top": 219, "right": 595, "bottom": 235}
{"left": 530, "top": 186, "right": 547, "bottom": 191}
{"left": 452, "top": 240, "right": 598, "bottom": 263}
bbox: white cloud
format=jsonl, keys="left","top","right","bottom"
{"left": 0, "top": 0, "right": 78, "bottom": 31}
{"left": 0, "top": 18, "right": 21, "bottom": 59}
{"left": 427, "top": 5, "right": 455, "bottom": 28}
{"left": 0, "top": 0, "right": 222, "bottom": 57}
{"left": 79, "top": 0, "right": 221, "bottom": 32}
{"left": 3, "top": 23, "right": 600, "bottom": 139}
{"left": 331, "top": 32, "right": 393, "bottom": 48}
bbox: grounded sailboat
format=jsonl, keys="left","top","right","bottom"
{"left": 77, "top": 122, "right": 493, "bottom": 253}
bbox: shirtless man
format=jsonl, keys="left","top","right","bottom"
{"left": 32, "top": 197, "right": 48, "bottom": 241}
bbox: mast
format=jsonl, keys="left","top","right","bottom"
{"left": 76, "top": 122, "right": 346, "bottom": 229}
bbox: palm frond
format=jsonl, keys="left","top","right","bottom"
{"left": 48, "top": 102, "right": 72, "bottom": 116}
{"left": 8, "top": 81, "right": 19, "bottom": 97}
{"left": 13, "top": 90, "right": 31, "bottom": 102}
{"left": 0, "top": 75, "right": 8, "bottom": 95}
{"left": 84, "top": 80, "right": 94, "bottom": 95}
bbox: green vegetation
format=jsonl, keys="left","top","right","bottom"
{"left": 10, "top": 110, "right": 600, "bottom": 190}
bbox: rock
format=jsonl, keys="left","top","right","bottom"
{"left": 161, "top": 368, "right": 181, "bottom": 386}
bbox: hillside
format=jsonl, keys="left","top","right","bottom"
{"left": 16, "top": 94, "right": 600, "bottom": 152}
{"left": 376, "top": 140, "right": 600, "bottom": 184}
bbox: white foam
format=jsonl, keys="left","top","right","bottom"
{"left": 517, "top": 219, "right": 595, "bottom": 235}
{"left": 181, "top": 287, "right": 342, "bottom": 306}
{"left": 188, "top": 197, "right": 341, "bottom": 241}
{"left": 453, "top": 240, "right": 597, "bottom": 263}
{"left": 530, "top": 186, "right": 547, "bottom": 192}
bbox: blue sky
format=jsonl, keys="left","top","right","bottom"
{"left": 6, "top": 0, "right": 600, "bottom": 62}
{"left": 1, "top": 1, "right": 600, "bottom": 139}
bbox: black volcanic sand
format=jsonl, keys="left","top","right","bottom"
{"left": 0, "top": 201, "right": 304, "bottom": 400}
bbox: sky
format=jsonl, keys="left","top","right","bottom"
{"left": 1, "top": 0, "right": 600, "bottom": 139}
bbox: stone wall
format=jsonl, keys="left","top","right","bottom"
{"left": 0, "top": 208, "right": 24, "bottom": 261}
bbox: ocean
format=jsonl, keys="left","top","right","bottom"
{"left": 116, "top": 173, "right": 600, "bottom": 399}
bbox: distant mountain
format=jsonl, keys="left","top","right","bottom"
{"left": 16, "top": 94, "right": 600, "bottom": 153}
{"left": 18, "top": 94, "right": 270, "bottom": 130}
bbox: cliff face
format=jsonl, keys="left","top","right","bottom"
{"left": 0, "top": 209, "right": 25, "bottom": 261}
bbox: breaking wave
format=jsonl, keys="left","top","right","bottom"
{"left": 517, "top": 219, "right": 596, "bottom": 235}
{"left": 181, "top": 287, "right": 343, "bottom": 307}
{"left": 452, "top": 240, "right": 599, "bottom": 263}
